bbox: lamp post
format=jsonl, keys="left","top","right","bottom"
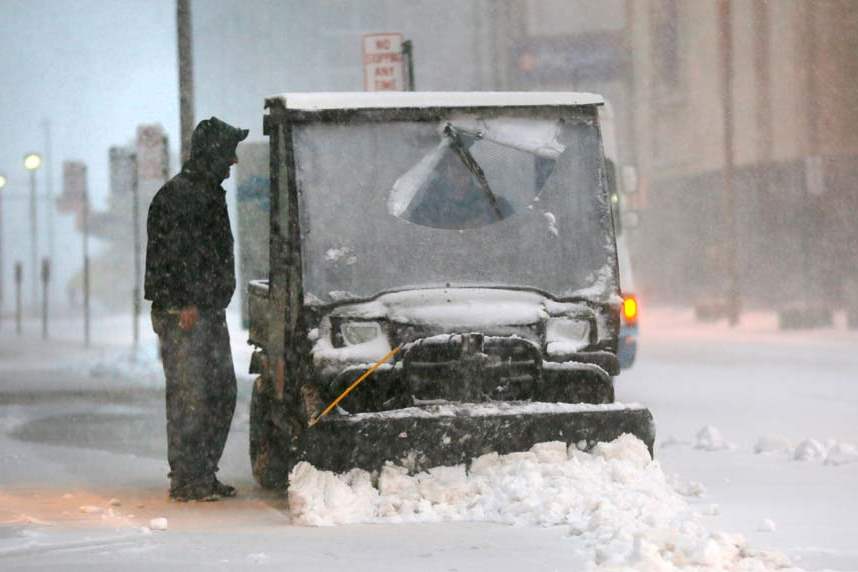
{"left": 0, "top": 174, "right": 6, "bottom": 312}
{"left": 24, "top": 153, "right": 42, "bottom": 309}
{"left": 83, "top": 182, "right": 90, "bottom": 347}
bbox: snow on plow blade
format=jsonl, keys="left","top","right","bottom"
{"left": 296, "top": 402, "right": 655, "bottom": 475}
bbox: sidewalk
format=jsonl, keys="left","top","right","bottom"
{"left": 0, "top": 311, "right": 255, "bottom": 396}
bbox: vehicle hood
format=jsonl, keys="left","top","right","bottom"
{"left": 326, "top": 288, "right": 588, "bottom": 330}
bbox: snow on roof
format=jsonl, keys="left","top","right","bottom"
{"left": 266, "top": 91, "right": 605, "bottom": 112}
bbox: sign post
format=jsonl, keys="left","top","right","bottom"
{"left": 363, "top": 33, "right": 406, "bottom": 92}
{"left": 83, "top": 181, "right": 91, "bottom": 348}
{"left": 59, "top": 161, "right": 90, "bottom": 346}
{"left": 14, "top": 262, "right": 22, "bottom": 335}
{"left": 41, "top": 258, "right": 50, "bottom": 339}
{"left": 402, "top": 40, "right": 415, "bottom": 91}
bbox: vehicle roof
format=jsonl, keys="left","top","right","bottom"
{"left": 265, "top": 91, "right": 605, "bottom": 111}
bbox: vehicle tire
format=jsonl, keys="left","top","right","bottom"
{"left": 249, "top": 374, "right": 289, "bottom": 489}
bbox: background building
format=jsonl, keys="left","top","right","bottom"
{"left": 52, "top": 1, "right": 858, "bottom": 316}
{"left": 627, "top": 0, "right": 858, "bottom": 308}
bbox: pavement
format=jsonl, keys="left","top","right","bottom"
{"left": 1, "top": 307, "right": 857, "bottom": 570}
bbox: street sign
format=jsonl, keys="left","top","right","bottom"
{"left": 363, "top": 33, "right": 405, "bottom": 91}
{"left": 58, "top": 161, "right": 87, "bottom": 214}
{"left": 109, "top": 146, "right": 137, "bottom": 197}
{"left": 136, "top": 124, "right": 169, "bottom": 197}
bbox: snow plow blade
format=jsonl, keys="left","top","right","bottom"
{"left": 295, "top": 402, "right": 655, "bottom": 475}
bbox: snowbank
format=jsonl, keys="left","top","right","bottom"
{"left": 753, "top": 435, "right": 792, "bottom": 455}
{"left": 288, "top": 434, "right": 795, "bottom": 571}
{"left": 694, "top": 425, "right": 735, "bottom": 452}
{"left": 663, "top": 428, "right": 858, "bottom": 468}
{"left": 85, "top": 343, "right": 164, "bottom": 387}
{"left": 824, "top": 442, "right": 858, "bottom": 466}
{"left": 752, "top": 435, "right": 858, "bottom": 466}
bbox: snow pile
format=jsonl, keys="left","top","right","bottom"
{"left": 85, "top": 343, "right": 163, "bottom": 387}
{"left": 793, "top": 439, "right": 826, "bottom": 462}
{"left": 667, "top": 475, "right": 707, "bottom": 498}
{"left": 754, "top": 435, "right": 793, "bottom": 455}
{"left": 749, "top": 435, "right": 858, "bottom": 466}
{"left": 790, "top": 438, "right": 858, "bottom": 465}
{"left": 695, "top": 425, "right": 735, "bottom": 452}
{"left": 824, "top": 442, "right": 858, "bottom": 466}
{"left": 288, "top": 435, "right": 794, "bottom": 571}
{"left": 247, "top": 553, "right": 270, "bottom": 564}
{"left": 544, "top": 211, "right": 559, "bottom": 237}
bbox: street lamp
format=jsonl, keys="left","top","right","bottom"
{"left": 24, "top": 154, "right": 42, "bottom": 171}
{"left": 24, "top": 153, "right": 42, "bottom": 308}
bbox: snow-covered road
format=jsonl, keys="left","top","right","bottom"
{"left": 1, "top": 308, "right": 856, "bottom": 570}
{"left": 618, "top": 308, "right": 858, "bottom": 571}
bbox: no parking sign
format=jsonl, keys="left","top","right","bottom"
{"left": 363, "top": 33, "right": 405, "bottom": 91}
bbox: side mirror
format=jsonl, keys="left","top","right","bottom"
{"left": 621, "top": 165, "right": 638, "bottom": 194}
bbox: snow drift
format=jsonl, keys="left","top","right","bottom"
{"left": 288, "top": 434, "right": 795, "bottom": 571}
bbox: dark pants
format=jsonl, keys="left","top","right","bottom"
{"left": 152, "top": 309, "right": 237, "bottom": 489}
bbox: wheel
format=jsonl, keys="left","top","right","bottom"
{"left": 249, "top": 374, "right": 289, "bottom": 488}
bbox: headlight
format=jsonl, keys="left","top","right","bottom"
{"left": 339, "top": 321, "right": 384, "bottom": 346}
{"left": 545, "top": 317, "right": 591, "bottom": 353}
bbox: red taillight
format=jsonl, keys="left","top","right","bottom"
{"left": 622, "top": 295, "right": 638, "bottom": 324}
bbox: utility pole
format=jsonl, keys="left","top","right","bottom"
{"left": 802, "top": 5, "right": 821, "bottom": 310}
{"left": 43, "top": 120, "right": 55, "bottom": 297}
{"left": 24, "top": 153, "right": 42, "bottom": 310}
{"left": 15, "top": 262, "right": 22, "bottom": 335}
{"left": 41, "top": 258, "right": 50, "bottom": 339}
{"left": 718, "top": 0, "right": 740, "bottom": 326}
{"left": 30, "top": 168, "right": 38, "bottom": 308}
{"left": 83, "top": 185, "right": 91, "bottom": 347}
{"left": 132, "top": 172, "right": 141, "bottom": 348}
{"left": 177, "top": 0, "right": 195, "bottom": 163}
{"left": 0, "top": 174, "right": 6, "bottom": 310}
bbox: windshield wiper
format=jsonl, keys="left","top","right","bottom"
{"left": 443, "top": 124, "right": 505, "bottom": 220}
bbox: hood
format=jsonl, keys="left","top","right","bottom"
{"left": 327, "top": 287, "right": 590, "bottom": 330}
{"left": 185, "top": 116, "right": 249, "bottom": 183}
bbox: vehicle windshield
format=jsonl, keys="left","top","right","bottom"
{"left": 293, "top": 110, "right": 617, "bottom": 305}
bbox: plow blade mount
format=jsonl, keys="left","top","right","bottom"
{"left": 295, "top": 402, "right": 655, "bottom": 475}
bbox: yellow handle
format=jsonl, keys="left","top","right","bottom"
{"left": 308, "top": 345, "right": 401, "bottom": 428}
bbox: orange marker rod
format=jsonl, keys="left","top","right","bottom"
{"left": 308, "top": 345, "right": 401, "bottom": 428}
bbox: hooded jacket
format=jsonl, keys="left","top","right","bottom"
{"left": 144, "top": 117, "right": 249, "bottom": 311}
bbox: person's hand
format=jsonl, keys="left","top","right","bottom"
{"left": 179, "top": 306, "right": 199, "bottom": 331}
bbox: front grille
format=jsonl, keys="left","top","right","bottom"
{"left": 402, "top": 334, "right": 542, "bottom": 402}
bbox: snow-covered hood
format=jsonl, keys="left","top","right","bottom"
{"left": 326, "top": 288, "right": 592, "bottom": 330}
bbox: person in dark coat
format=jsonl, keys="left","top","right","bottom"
{"left": 145, "top": 117, "right": 248, "bottom": 502}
